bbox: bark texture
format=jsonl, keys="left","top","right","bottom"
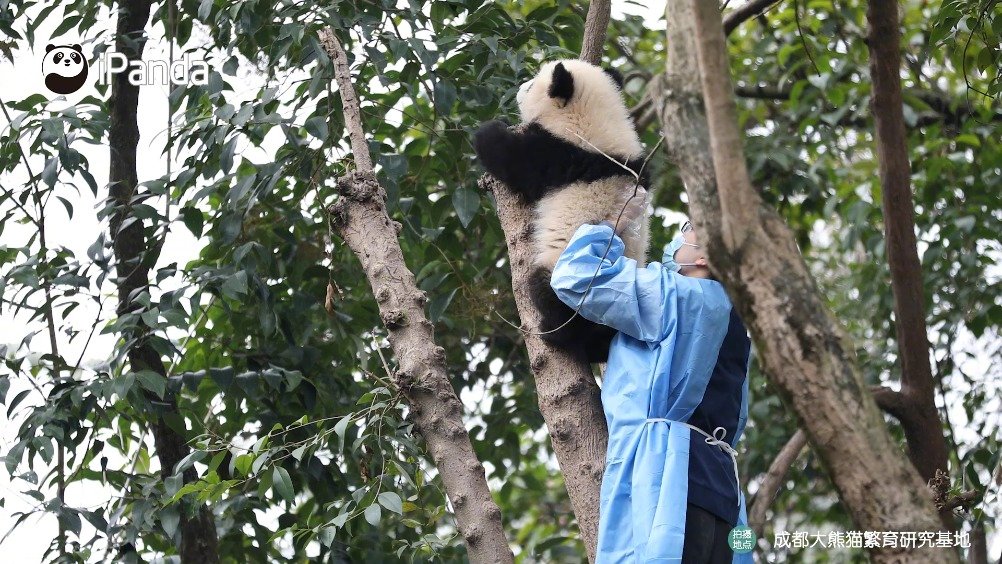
{"left": 657, "top": 2, "right": 957, "bottom": 561}
{"left": 580, "top": 0, "right": 611, "bottom": 65}
{"left": 480, "top": 175, "right": 609, "bottom": 562}
{"left": 108, "top": 1, "right": 219, "bottom": 562}
{"left": 866, "top": 0, "right": 950, "bottom": 487}
{"left": 319, "top": 30, "right": 513, "bottom": 564}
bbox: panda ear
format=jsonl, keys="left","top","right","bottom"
{"left": 604, "top": 68, "right": 624, "bottom": 89}
{"left": 71, "top": 44, "right": 83, "bottom": 53}
{"left": 548, "top": 62, "right": 574, "bottom": 103}
{"left": 46, "top": 44, "right": 56, "bottom": 53}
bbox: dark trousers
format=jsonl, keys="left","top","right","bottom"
{"left": 681, "top": 503, "right": 733, "bottom": 564}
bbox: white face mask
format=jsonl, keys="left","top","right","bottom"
{"left": 663, "top": 234, "right": 701, "bottom": 272}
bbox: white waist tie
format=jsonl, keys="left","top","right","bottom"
{"left": 645, "top": 418, "right": 741, "bottom": 507}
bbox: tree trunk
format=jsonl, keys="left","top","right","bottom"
{"left": 579, "top": 0, "right": 610, "bottom": 65}
{"left": 319, "top": 30, "right": 514, "bottom": 564}
{"left": 480, "top": 175, "right": 609, "bottom": 562}
{"left": 108, "top": 1, "right": 219, "bottom": 562}
{"left": 865, "top": 0, "right": 951, "bottom": 489}
{"left": 658, "top": 2, "right": 957, "bottom": 561}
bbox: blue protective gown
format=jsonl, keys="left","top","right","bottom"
{"left": 549, "top": 223, "right": 753, "bottom": 564}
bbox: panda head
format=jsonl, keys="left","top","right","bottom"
{"left": 42, "top": 44, "right": 88, "bottom": 95}
{"left": 516, "top": 59, "right": 642, "bottom": 159}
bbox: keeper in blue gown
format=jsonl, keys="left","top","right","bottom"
{"left": 549, "top": 189, "right": 753, "bottom": 563}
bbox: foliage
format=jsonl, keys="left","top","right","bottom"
{"left": 0, "top": 0, "right": 998, "bottom": 562}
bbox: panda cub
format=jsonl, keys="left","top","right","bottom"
{"left": 43, "top": 44, "right": 89, "bottom": 95}
{"left": 473, "top": 59, "right": 649, "bottom": 363}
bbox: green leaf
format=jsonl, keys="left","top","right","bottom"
{"left": 168, "top": 481, "right": 206, "bottom": 504}
{"left": 180, "top": 206, "right": 204, "bottom": 237}
{"left": 334, "top": 415, "right": 351, "bottom": 439}
{"left": 363, "top": 502, "right": 381, "bottom": 526}
{"left": 251, "top": 451, "right": 271, "bottom": 475}
{"left": 434, "top": 80, "right": 457, "bottom": 115}
{"left": 221, "top": 271, "right": 249, "bottom": 298}
{"left": 381, "top": 154, "right": 407, "bottom": 180}
{"left": 452, "top": 187, "right": 479, "bottom": 227}
{"left": 50, "top": 15, "right": 81, "bottom": 39}
{"left": 221, "top": 138, "right": 237, "bottom": 174}
{"left": 955, "top": 134, "right": 981, "bottom": 148}
{"left": 160, "top": 506, "right": 180, "bottom": 538}
{"left": 273, "top": 467, "right": 294, "bottom": 503}
{"left": 305, "top": 116, "right": 328, "bottom": 141}
{"left": 377, "top": 492, "right": 403, "bottom": 515}
{"left": 428, "top": 287, "right": 458, "bottom": 322}
{"left": 319, "top": 526, "right": 336, "bottom": 547}
{"left": 233, "top": 454, "right": 253, "bottom": 477}
{"left": 41, "top": 158, "right": 58, "bottom": 188}
{"left": 136, "top": 370, "right": 166, "bottom": 399}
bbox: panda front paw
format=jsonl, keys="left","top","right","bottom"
{"left": 473, "top": 120, "right": 512, "bottom": 157}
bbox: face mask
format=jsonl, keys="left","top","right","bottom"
{"left": 662, "top": 234, "right": 701, "bottom": 273}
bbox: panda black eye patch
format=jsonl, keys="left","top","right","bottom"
{"left": 54, "top": 53, "right": 64, "bottom": 62}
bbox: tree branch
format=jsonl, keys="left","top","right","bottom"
{"left": 734, "top": 83, "right": 1002, "bottom": 124}
{"left": 722, "top": 0, "right": 783, "bottom": 36}
{"left": 657, "top": 1, "right": 955, "bottom": 560}
{"left": 869, "top": 385, "right": 910, "bottom": 420}
{"left": 866, "top": 0, "right": 950, "bottom": 487}
{"left": 580, "top": 0, "right": 611, "bottom": 65}
{"left": 748, "top": 429, "right": 808, "bottom": 536}
{"left": 319, "top": 29, "right": 513, "bottom": 563}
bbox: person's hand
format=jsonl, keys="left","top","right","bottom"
{"left": 615, "top": 186, "right": 648, "bottom": 236}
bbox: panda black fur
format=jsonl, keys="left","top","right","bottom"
{"left": 43, "top": 44, "right": 88, "bottom": 95}
{"left": 473, "top": 59, "right": 649, "bottom": 363}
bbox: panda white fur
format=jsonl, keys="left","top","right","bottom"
{"left": 43, "top": 44, "right": 88, "bottom": 95}
{"left": 473, "top": 59, "right": 649, "bottom": 363}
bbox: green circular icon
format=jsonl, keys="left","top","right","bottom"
{"left": 727, "top": 525, "right": 756, "bottom": 554}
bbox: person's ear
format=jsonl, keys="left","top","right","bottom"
{"left": 695, "top": 257, "right": 708, "bottom": 266}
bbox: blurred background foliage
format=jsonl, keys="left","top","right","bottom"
{"left": 0, "top": 0, "right": 998, "bottom": 562}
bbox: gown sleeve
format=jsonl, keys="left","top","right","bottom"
{"left": 550, "top": 222, "right": 691, "bottom": 343}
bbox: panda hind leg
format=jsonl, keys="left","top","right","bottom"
{"left": 582, "top": 322, "right": 614, "bottom": 364}
{"left": 526, "top": 267, "right": 610, "bottom": 362}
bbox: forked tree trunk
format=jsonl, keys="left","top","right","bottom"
{"left": 657, "top": 2, "right": 957, "bottom": 561}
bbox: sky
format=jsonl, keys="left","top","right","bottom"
{"left": 0, "top": 0, "right": 998, "bottom": 562}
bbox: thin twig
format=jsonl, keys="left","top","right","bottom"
{"left": 794, "top": 0, "right": 821, "bottom": 76}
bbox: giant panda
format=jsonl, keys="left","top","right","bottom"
{"left": 42, "top": 44, "right": 88, "bottom": 95}
{"left": 473, "top": 59, "right": 649, "bottom": 363}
